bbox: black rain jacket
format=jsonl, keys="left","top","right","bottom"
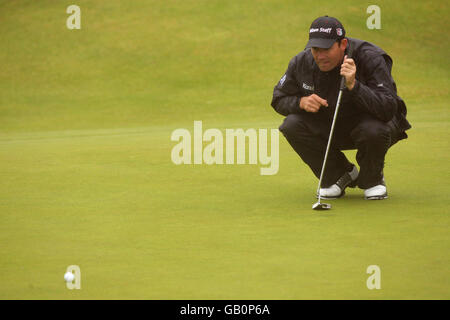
{"left": 271, "top": 37, "right": 411, "bottom": 140}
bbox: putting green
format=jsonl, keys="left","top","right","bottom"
{"left": 0, "top": 0, "right": 448, "bottom": 299}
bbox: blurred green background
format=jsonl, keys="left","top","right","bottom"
{"left": 0, "top": 0, "right": 449, "bottom": 299}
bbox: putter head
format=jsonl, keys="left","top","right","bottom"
{"left": 312, "top": 202, "right": 331, "bottom": 210}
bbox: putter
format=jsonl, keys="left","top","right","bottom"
{"left": 312, "top": 44, "right": 352, "bottom": 211}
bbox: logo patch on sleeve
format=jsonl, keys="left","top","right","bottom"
{"left": 302, "top": 83, "right": 314, "bottom": 91}
{"left": 279, "top": 74, "right": 287, "bottom": 86}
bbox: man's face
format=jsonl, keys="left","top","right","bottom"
{"left": 311, "top": 39, "right": 347, "bottom": 72}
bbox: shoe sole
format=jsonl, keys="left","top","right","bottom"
{"left": 316, "top": 190, "right": 346, "bottom": 200}
{"left": 364, "top": 194, "right": 388, "bottom": 200}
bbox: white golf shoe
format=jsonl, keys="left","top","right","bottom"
{"left": 318, "top": 184, "right": 343, "bottom": 199}
{"left": 318, "top": 165, "right": 359, "bottom": 199}
{"left": 364, "top": 183, "right": 388, "bottom": 200}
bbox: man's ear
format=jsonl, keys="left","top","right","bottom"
{"left": 341, "top": 38, "right": 348, "bottom": 50}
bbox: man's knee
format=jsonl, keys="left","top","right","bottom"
{"left": 279, "top": 113, "right": 309, "bottom": 138}
{"left": 352, "top": 120, "right": 392, "bottom": 146}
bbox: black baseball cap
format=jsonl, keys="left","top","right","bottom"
{"left": 305, "top": 16, "right": 346, "bottom": 49}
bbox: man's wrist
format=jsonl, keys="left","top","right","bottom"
{"left": 347, "top": 79, "right": 359, "bottom": 92}
{"left": 347, "top": 79, "right": 356, "bottom": 91}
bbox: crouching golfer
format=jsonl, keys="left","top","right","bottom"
{"left": 271, "top": 16, "right": 411, "bottom": 200}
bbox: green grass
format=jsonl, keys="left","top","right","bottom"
{"left": 0, "top": 0, "right": 449, "bottom": 299}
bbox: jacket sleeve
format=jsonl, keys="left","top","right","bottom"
{"left": 271, "top": 56, "right": 305, "bottom": 116}
{"left": 346, "top": 55, "right": 398, "bottom": 122}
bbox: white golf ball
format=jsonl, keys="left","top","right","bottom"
{"left": 64, "top": 272, "right": 75, "bottom": 282}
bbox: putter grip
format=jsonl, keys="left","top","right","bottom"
{"left": 339, "top": 76, "right": 346, "bottom": 90}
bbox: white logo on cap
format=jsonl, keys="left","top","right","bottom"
{"left": 319, "top": 27, "right": 332, "bottom": 33}
{"left": 337, "top": 28, "right": 343, "bottom": 36}
{"left": 311, "top": 27, "right": 332, "bottom": 34}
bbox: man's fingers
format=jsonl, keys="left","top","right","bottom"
{"left": 342, "top": 58, "right": 355, "bottom": 68}
{"left": 306, "top": 104, "right": 320, "bottom": 112}
{"left": 341, "top": 63, "right": 355, "bottom": 71}
{"left": 341, "top": 66, "right": 353, "bottom": 74}
{"left": 301, "top": 94, "right": 328, "bottom": 113}
{"left": 305, "top": 100, "right": 319, "bottom": 112}
{"left": 342, "top": 54, "right": 355, "bottom": 67}
{"left": 341, "top": 60, "right": 356, "bottom": 76}
{"left": 346, "top": 58, "right": 355, "bottom": 65}
{"left": 310, "top": 104, "right": 320, "bottom": 112}
{"left": 311, "top": 94, "right": 328, "bottom": 107}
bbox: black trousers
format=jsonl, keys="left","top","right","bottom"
{"left": 279, "top": 112, "right": 399, "bottom": 189}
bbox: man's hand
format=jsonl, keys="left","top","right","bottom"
{"left": 340, "top": 55, "right": 356, "bottom": 90}
{"left": 299, "top": 94, "right": 328, "bottom": 113}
